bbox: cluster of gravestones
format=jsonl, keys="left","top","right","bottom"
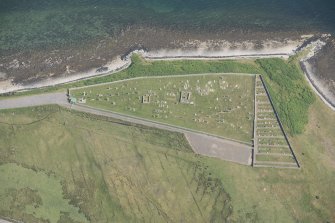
{"left": 74, "top": 77, "right": 251, "bottom": 134}
{"left": 253, "top": 75, "right": 297, "bottom": 168}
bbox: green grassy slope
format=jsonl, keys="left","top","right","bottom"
{"left": 0, "top": 163, "right": 88, "bottom": 223}
{"left": 0, "top": 105, "right": 232, "bottom": 223}
{"left": 203, "top": 98, "right": 335, "bottom": 223}
{"left": 77, "top": 55, "right": 262, "bottom": 86}
{"left": 256, "top": 58, "right": 315, "bottom": 135}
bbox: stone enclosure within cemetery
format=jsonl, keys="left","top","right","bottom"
{"left": 71, "top": 74, "right": 255, "bottom": 142}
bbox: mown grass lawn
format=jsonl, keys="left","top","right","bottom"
{"left": 71, "top": 73, "right": 255, "bottom": 142}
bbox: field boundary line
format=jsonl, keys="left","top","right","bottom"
{"left": 253, "top": 164, "right": 299, "bottom": 169}
{"left": 143, "top": 53, "right": 289, "bottom": 61}
{"left": 252, "top": 74, "right": 257, "bottom": 166}
{"left": 69, "top": 72, "right": 258, "bottom": 91}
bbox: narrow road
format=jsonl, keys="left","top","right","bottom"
{"left": 0, "top": 219, "right": 14, "bottom": 223}
{"left": 0, "top": 92, "right": 68, "bottom": 109}
{"left": 0, "top": 92, "right": 252, "bottom": 165}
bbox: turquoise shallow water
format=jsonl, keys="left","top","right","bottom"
{"left": 0, "top": 0, "right": 334, "bottom": 52}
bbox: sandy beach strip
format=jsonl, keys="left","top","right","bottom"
{"left": 142, "top": 44, "right": 299, "bottom": 60}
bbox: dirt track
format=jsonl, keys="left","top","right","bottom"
{"left": 0, "top": 219, "right": 13, "bottom": 223}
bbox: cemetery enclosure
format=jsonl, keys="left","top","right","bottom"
{"left": 253, "top": 75, "right": 299, "bottom": 168}
{"left": 70, "top": 74, "right": 255, "bottom": 143}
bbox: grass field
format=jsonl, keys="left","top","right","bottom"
{"left": 0, "top": 96, "right": 334, "bottom": 223}
{"left": 1, "top": 55, "right": 333, "bottom": 222}
{"left": 0, "top": 105, "right": 233, "bottom": 223}
{"left": 0, "top": 163, "right": 88, "bottom": 223}
{"left": 203, "top": 98, "right": 335, "bottom": 223}
{"left": 71, "top": 74, "right": 255, "bottom": 142}
{"left": 256, "top": 57, "right": 315, "bottom": 135}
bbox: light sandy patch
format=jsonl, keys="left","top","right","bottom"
{"left": 185, "top": 133, "right": 252, "bottom": 165}
{"left": 0, "top": 79, "right": 16, "bottom": 92}
{"left": 142, "top": 39, "right": 303, "bottom": 59}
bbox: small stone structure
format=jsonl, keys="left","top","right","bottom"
{"left": 180, "top": 91, "right": 192, "bottom": 104}
{"left": 142, "top": 94, "right": 151, "bottom": 104}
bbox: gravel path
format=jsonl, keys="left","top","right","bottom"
{"left": 0, "top": 219, "right": 14, "bottom": 223}
{"left": 0, "top": 92, "right": 68, "bottom": 109}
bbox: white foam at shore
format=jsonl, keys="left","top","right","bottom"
{"left": 143, "top": 39, "right": 301, "bottom": 59}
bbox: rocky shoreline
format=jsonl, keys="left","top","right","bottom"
{"left": 0, "top": 33, "right": 334, "bottom": 112}
{"left": 300, "top": 61, "right": 335, "bottom": 111}
{"left": 298, "top": 35, "right": 335, "bottom": 111}
{"left": 0, "top": 35, "right": 306, "bottom": 93}
{"left": 0, "top": 27, "right": 307, "bottom": 83}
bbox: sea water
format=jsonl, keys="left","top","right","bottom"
{"left": 0, "top": 0, "right": 334, "bottom": 52}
